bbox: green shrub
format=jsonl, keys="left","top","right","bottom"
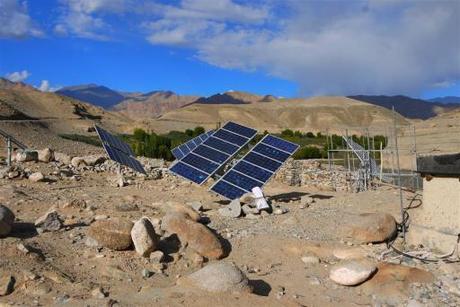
{"left": 293, "top": 146, "right": 323, "bottom": 159}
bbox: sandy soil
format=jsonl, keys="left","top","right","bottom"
{"left": 1, "top": 159, "right": 459, "bottom": 307}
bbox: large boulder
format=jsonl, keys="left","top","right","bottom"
{"left": 0, "top": 205, "right": 15, "bottom": 237}
{"left": 131, "top": 217, "right": 159, "bottom": 257}
{"left": 88, "top": 218, "right": 133, "bottom": 250}
{"left": 329, "top": 259, "right": 377, "bottom": 286}
{"left": 177, "top": 262, "right": 252, "bottom": 293}
{"left": 343, "top": 213, "right": 397, "bottom": 243}
{"left": 162, "top": 213, "right": 224, "bottom": 260}
{"left": 37, "top": 148, "right": 54, "bottom": 162}
{"left": 16, "top": 150, "right": 38, "bottom": 163}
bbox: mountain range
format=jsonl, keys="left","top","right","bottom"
{"left": 55, "top": 84, "right": 460, "bottom": 121}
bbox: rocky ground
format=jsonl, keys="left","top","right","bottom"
{"left": 0, "top": 149, "right": 459, "bottom": 307}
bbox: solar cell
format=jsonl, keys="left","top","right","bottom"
{"left": 171, "top": 130, "right": 215, "bottom": 160}
{"left": 210, "top": 134, "right": 299, "bottom": 199}
{"left": 181, "top": 153, "right": 220, "bottom": 174}
{"left": 212, "top": 129, "right": 248, "bottom": 146}
{"left": 170, "top": 162, "right": 208, "bottom": 184}
{"left": 169, "top": 121, "right": 257, "bottom": 185}
{"left": 203, "top": 137, "right": 238, "bottom": 155}
{"left": 211, "top": 180, "right": 247, "bottom": 200}
{"left": 95, "top": 125, "right": 134, "bottom": 156}
{"left": 262, "top": 135, "right": 298, "bottom": 154}
{"left": 252, "top": 143, "right": 290, "bottom": 162}
{"left": 94, "top": 125, "right": 146, "bottom": 174}
{"left": 223, "top": 122, "right": 257, "bottom": 138}
{"left": 244, "top": 152, "right": 281, "bottom": 172}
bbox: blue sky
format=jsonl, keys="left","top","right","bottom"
{"left": 0, "top": 0, "right": 459, "bottom": 99}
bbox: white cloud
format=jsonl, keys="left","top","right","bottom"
{"left": 0, "top": 0, "right": 43, "bottom": 38}
{"left": 37, "top": 80, "right": 62, "bottom": 92}
{"left": 5, "top": 70, "right": 31, "bottom": 82}
{"left": 54, "top": 0, "right": 130, "bottom": 40}
{"left": 145, "top": 0, "right": 460, "bottom": 96}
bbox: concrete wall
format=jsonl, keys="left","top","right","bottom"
{"left": 407, "top": 177, "right": 460, "bottom": 253}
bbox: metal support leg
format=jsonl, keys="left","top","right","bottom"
{"left": 7, "top": 137, "right": 12, "bottom": 167}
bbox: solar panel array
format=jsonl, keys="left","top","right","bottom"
{"left": 95, "top": 125, "right": 146, "bottom": 174}
{"left": 169, "top": 122, "right": 257, "bottom": 185}
{"left": 171, "top": 130, "right": 214, "bottom": 160}
{"left": 210, "top": 135, "right": 299, "bottom": 200}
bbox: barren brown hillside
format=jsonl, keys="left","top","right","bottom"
{"left": 150, "top": 96, "right": 410, "bottom": 133}
{"left": 0, "top": 80, "right": 140, "bottom": 154}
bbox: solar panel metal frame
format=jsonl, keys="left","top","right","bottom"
{"left": 169, "top": 122, "right": 257, "bottom": 185}
{"left": 171, "top": 130, "right": 215, "bottom": 160}
{"left": 94, "top": 124, "right": 146, "bottom": 174}
{"left": 210, "top": 134, "right": 299, "bottom": 199}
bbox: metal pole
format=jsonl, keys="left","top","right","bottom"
{"left": 393, "top": 107, "right": 406, "bottom": 241}
{"left": 7, "top": 137, "right": 12, "bottom": 167}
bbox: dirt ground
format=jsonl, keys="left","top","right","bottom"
{"left": 0, "top": 159, "right": 459, "bottom": 307}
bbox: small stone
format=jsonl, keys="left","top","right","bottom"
{"left": 300, "top": 195, "right": 315, "bottom": 206}
{"left": 94, "top": 215, "right": 109, "bottom": 221}
{"left": 0, "top": 275, "right": 15, "bottom": 296}
{"left": 301, "top": 255, "right": 321, "bottom": 265}
{"left": 333, "top": 247, "right": 367, "bottom": 260}
{"left": 188, "top": 201, "right": 203, "bottom": 212}
{"left": 245, "top": 213, "right": 260, "bottom": 220}
{"left": 131, "top": 217, "right": 159, "bottom": 257}
{"left": 16, "top": 150, "right": 38, "bottom": 162}
{"left": 0, "top": 205, "right": 15, "bottom": 237}
{"left": 177, "top": 262, "right": 252, "bottom": 293}
{"left": 218, "top": 199, "right": 242, "bottom": 218}
{"left": 28, "top": 172, "right": 45, "bottom": 182}
{"left": 91, "top": 287, "right": 106, "bottom": 299}
{"left": 273, "top": 208, "right": 287, "bottom": 215}
{"left": 17, "top": 243, "right": 31, "bottom": 254}
{"left": 241, "top": 204, "right": 259, "bottom": 215}
{"left": 150, "top": 251, "right": 165, "bottom": 263}
{"left": 37, "top": 148, "right": 54, "bottom": 163}
{"left": 35, "top": 209, "right": 63, "bottom": 232}
{"left": 329, "top": 260, "right": 377, "bottom": 286}
{"left": 142, "top": 269, "right": 154, "bottom": 278}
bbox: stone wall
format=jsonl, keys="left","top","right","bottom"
{"left": 275, "top": 159, "right": 351, "bottom": 192}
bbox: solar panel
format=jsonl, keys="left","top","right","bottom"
{"left": 210, "top": 135, "right": 299, "bottom": 199}
{"left": 169, "top": 122, "right": 257, "bottom": 185}
{"left": 95, "top": 125, "right": 134, "bottom": 156}
{"left": 171, "top": 130, "right": 214, "bottom": 160}
{"left": 94, "top": 125, "right": 146, "bottom": 174}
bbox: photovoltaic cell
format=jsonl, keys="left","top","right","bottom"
{"left": 244, "top": 152, "right": 281, "bottom": 172}
{"left": 252, "top": 143, "right": 290, "bottom": 162}
{"left": 233, "top": 160, "right": 272, "bottom": 182}
{"left": 212, "top": 129, "right": 247, "bottom": 146}
{"left": 262, "top": 135, "right": 298, "bottom": 154}
{"left": 181, "top": 153, "right": 220, "bottom": 174}
{"left": 171, "top": 130, "right": 215, "bottom": 160}
{"left": 211, "top": 180, "right": 247, "bottom": 200}
{"left": 193, "top": 145, "right": 228, "bottom": 164}
{"left": 94, "top": 125, "right": 146, "bottom": 174}
{"left": 95, "top": 125, "right": 134, "bottom": 156}
{"left": 169, "top": 122, "right": 257, "bottom": 185}
{"left": 223, "top": 122, "right": 258, "bottom": 138}
{"left": 211, "top": 134, "right": 299, "bottom": 199}
{"left": 170, "top": 162, "right": 208, "bottom": 184}
{"left": 203, "top": 137, "right": 238, "bottom": 155}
